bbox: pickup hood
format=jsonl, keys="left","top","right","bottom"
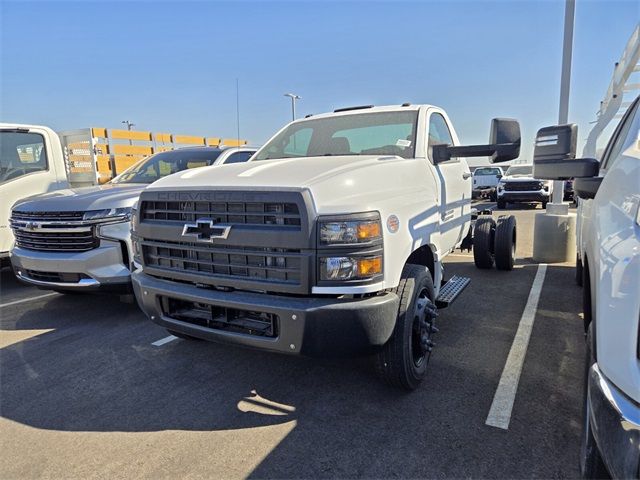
{"left": 146, "top": 155, "right": 429, "bottom": 212}
{"left": 12, "top": 184, "right": 146, "bottom": 212}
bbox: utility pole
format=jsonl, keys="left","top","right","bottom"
{"left": 532, "top": 0, "right": 577, "bottom": 263}
{"left": 122, "top": 120, "right": 135, "bottom": 145}
{"left": 284, "top": 93, "right": 301, "bottom": 121}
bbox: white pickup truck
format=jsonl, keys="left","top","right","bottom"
{"left": 131, "top": 104, "right": 521, "bottom": 389}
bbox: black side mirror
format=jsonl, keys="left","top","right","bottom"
{"left": 496, "top": 174, "right": 503, "bottom": 179}
{"left": 573, "top": 177, "right": 602, "bottom": 200}
{"left": 433, "top": 118, "right": 521, "bottom": 164}
{"left": 533, "top": 124, "right": 600, "bottom": 180}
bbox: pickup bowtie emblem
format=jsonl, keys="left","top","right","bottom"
{"left": 24, "top": 222, "right": 40, "bottom": 231}
{"left": 181, "top": 219, "right": 232, "bottom": 242}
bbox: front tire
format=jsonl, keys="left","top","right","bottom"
{"left": 576, "top": 253, "right": 583, "bottom": 287}
{"left": 580, "top": 324, "right": 609, "bottom": 479}
{"left": 375, "top": 264, "right": 437, "bottom": 391}
{"left": 497, "top": 199, "right": 506, "bottom": 209}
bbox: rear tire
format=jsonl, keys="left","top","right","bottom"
{"left": 494, "top": 215, "right": 517, "bottom": 271}
{"left": 473, "top": 217, "right": 496, "bottom": 269}
{"left": 375, "top": 264, "right": 436, "bottom": 391}
{"left": 580, "top": 324, "right": 609, "bottom": 479}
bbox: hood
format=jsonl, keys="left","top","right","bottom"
{"left": 12, "top": 183, "right": 146, "bottom": 212}
{"left": 147, "top": 155, "right": 428, "bottom": 212}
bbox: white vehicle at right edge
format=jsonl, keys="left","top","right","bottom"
{"left": 533, "top": 93, "right": 640, "bottom": 479}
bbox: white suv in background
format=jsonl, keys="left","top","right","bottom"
{"left": 534, "top": 94, "right": 640, "bottom": 478}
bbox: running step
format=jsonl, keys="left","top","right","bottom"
{"left": 435, "top": 275, "right": 471, "bottom": 308}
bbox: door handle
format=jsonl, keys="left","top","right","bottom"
{"left": 462, "top": 172, "right": 472, "bottom": 180}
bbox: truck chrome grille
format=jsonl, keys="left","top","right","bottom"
{"left": 504, "top": 181, "right": 542, "bottom": 191}
{"left": 142, "top": 240, "right": 302, "bottom": 285}
{"left": 13, "top": 229, "right": 99, "bottom": 252}
{"left": 11, "top": 211, "right": 86, "bottom": 222}
{"left": 141, "top": 201, "right": 301, "bottom": 228}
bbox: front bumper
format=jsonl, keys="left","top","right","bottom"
{"left": 132, "top": 271, "right": 399, "bottom": 357}
{"left": 10, "top": 240, "right": 131, "bottom": 292}
{"left": 589, "top": 364, "right": 640, "bottom": 479}
{"left": 497, "top": 189, "right": 550, "bottom": 203}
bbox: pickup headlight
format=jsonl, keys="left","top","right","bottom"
{"left": 83, "top": 207, "right": 132, "bottom": 222}
{"left": 319, "top": 214, "right": 382, "bottom": 245}
{"left": 320, "top": 255, "right": 382, "bottom": 281}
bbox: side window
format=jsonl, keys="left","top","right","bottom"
{"left": 600, "top": 97, "right": 640, "bottom": 171}
{"left": 0, "top": 132, "right": 48, "bottom": 183}
{"left": 428, "top": 113, "right": 454, "bottom": 161}
{"left": 283, "top": 128, "right": 312, "bottom": 156}
{"left": 225, "top": 151, "right": 254, "bottom": 164}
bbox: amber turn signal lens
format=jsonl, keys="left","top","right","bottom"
{"left": 357, "top": 221, "right": 382, "bottom": 240}
{"left": 357, "top": 256, "right": 382, "bottom": 277}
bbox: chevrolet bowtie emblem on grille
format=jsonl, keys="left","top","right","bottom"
{"left": 24, "top": 222, "right": 40, "bottom": 231}
{"left": 181, "top": 219, "right": 231, "bottom": 242}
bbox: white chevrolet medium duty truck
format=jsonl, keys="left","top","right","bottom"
{"left": 131, "top": 104, "right": 521, "bottom": 389}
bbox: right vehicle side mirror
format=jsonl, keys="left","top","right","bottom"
{"left": 533, "top": 124, "right": 599, "bottom": 180}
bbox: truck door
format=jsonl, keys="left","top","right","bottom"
{"left": 427, "top": 110, "right": 471, "bottom": 252}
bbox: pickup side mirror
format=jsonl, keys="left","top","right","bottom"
{"left": 532, "top": 124, "right": 600, "bottom": 180}
{"left": 432, "top": 118, "right": 521, "bottom": 164}
{"left": 573, "top": 177, "right": 602, "bottom": 200}
{"left": 496, "top": 174, "right": 503, "bottom": 179}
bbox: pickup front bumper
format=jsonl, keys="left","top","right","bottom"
{"left": 10, "top": 241, "right": 131, "bottom": 292}
{"left": 497, "top": 189, "right": 550, "bottom": 203}
{"left": 589, "top": 364, "right": 640, "bottom": 479}
{"left": 132, "top": 271, "right": 399, "bottom": 357}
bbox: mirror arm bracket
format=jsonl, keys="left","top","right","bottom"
{"left": 433, "top": 143, "right": 517, "bottom": 163}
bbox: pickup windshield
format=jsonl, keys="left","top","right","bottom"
{"left": 505, "top": 165, "right": 533, "bottom": 176}
{"left": 110, "top": 149, "right": 222, "bottom": 184}
{"left": 254, "top": 111, "right": 419, "bottom": 161}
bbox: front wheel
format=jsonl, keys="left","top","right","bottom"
{"left": 497, "top": 199, "right": 506, "bottom": 209}
{"left": 375, "top": 264, "right": 437, "bottom": 390}
{"left": 542, "top": 201, "right": 548, "bottom": 209}
{"left": 580, "top": 324, "right": 609, "bottom": 479}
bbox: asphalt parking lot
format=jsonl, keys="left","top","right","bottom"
{"left": 0, "top": 203, "right": 587, "bottom": 479}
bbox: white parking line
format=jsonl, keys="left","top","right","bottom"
{"left": 0, "top": 292, "right": 59, "bottom": 309}
{"left": 151, "top": 335, "right": 178, "bottom": 347}
{"left": 485, "top": 263, "right": 547, "bottom": 430}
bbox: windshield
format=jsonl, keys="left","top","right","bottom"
{"left": 110, "top": 149, "right": 222, "bottom": 184}
{"left": 474, "top": 167, "right": 501, "bottom": 176}
{"left": 254, "top": 111, "right": 419, "bottom": 161}
{"left": 0, "top": 131, "right": 48, "bottom": 184}
{"left": 505, "top": 165, "right": 532, "bottom": 176}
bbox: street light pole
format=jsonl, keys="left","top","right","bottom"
{"left": 284, "top": 93, "right": 301, "bottom": 121}
{"left": 121, "top": 120, "right": 135, "bottom": 145}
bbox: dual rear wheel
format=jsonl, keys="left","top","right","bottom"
{"left": 473, "top": 215, "right": 517, "bottom": 270}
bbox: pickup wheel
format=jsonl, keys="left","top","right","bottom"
{"left": 580, "top": 323, "right": 609, "bottom": 479}
{"left": 494, "top": 215, "right": 517, "bottom": 271}
{"left": 473, "top": 217, "right": 496, "bottom": 269}
{"left": 375, "top": 264, "right": 436, "bottom": 391}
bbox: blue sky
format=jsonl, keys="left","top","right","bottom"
{"left": 1, "top": 1, "right": 638, "bottom": 161}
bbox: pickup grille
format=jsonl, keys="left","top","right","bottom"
{"left": 142, "top": 240, "right": 302, "bottom": 285}
{"left": 504, "top": 181, "right": 543, "bottom": 191}
{"left": 13, "top": 228, "right": 99, "bottom": 252}
{"left": 136, "top": 190, "right": 312, "bottom": 294}
{"left": 141, "top": 201, "right": 301, "bottom": 228}
{"left": 11, "top": 211, "right": 86, "bottom": 222}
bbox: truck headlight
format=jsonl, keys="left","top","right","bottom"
{"left": 319, "top": 213, "right": 382, "bottom": 245}
{"left": 83, "top": 207, "right": 132, "bottom": 222}
{"left": 320, "top": 255, "right": 382, "bottom": 281}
